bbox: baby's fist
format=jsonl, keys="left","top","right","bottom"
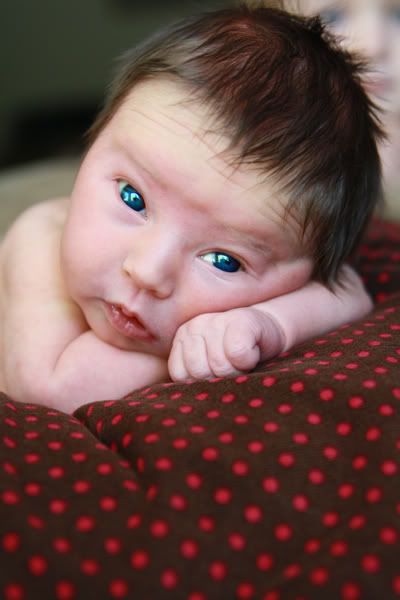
{"left": 168, "top": 307, "right": 285, "bottom": 382}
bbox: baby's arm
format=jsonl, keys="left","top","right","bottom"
{"left": 168, "top": 265, "right": 372, "bottom": 380}
{"left": 0, "top": 200, "right": 167, "bottom": 414}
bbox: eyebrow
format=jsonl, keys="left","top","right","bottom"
{"left": 116, "top": 135, "right": 291, "bottom": 260}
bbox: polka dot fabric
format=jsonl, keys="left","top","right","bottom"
{"left": 1, "top": 219, "right": 399, "bottom": 599}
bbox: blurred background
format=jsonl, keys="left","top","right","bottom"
{"left": 0, "top": 0, "right": 399, "bottom": 231}
{"left": 0, "top": 0, "right": 230, "bottom": 170}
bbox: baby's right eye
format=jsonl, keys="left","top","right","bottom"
{"left": 118, "top": 180, "right": 146, "bottom": 213}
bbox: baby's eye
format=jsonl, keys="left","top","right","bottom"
{"left": 118, "top": 180, "right": 146, "bottom": 213}
{"left": 201, "top": 252, "right": 242, "bottom": 273}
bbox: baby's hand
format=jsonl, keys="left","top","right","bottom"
{"left": 168, "top": 307, "right": 286, "bottom": 381}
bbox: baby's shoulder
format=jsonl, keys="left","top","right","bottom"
{"left": 1, "top": 197, "right": 68, "bottom": 253}
{"left": 0, "top": 197, "right": 70, "bottom": 294}
{"left": 6, "top": 196, "right": 69, "bottom": 234}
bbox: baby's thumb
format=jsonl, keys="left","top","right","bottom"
{"left": 224, "top": 318, "right": 261, "bottom": 371}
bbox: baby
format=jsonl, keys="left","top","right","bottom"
{"left": 0, "top": 2, "right": 383, "bottom": 414}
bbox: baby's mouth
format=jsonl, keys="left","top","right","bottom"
{"left": 106, "top": 303, "right": 154, "bottom": 341}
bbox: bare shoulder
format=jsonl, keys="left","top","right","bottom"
{"left": 1, "top": 196, "right": 69, "bottom": 242}
{"left": 0, "top": 197, "right": 70, "bottom": 296}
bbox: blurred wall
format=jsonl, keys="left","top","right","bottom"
{"left": 0, "top": 0, "right": 229, "bottom": 168}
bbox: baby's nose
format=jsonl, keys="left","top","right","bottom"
{"left": 122, "top": 232, "right": 180, "bottom": 299}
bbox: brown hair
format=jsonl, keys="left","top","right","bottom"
{"left": 88, "top": 1, "right": 383, "bottom": 283}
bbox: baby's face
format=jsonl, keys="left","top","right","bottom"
{"left": 299, "top": 0, "right": 400, "bottom": 115}
{"left": 61, "top": 79, "right": 311, "bottom": 357}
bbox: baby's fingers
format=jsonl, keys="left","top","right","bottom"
{"left": 168, "top": 339, "right": 189, "bottom": 381}
{"left": 169, "top": 334, "right": 211, "bottom": 381}
{"left": 224, "top": 320, "right": 261, "bottom": 372}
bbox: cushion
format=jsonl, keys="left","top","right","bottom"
{"left": 0, "top": 219, "right": 399, "bottom": 600}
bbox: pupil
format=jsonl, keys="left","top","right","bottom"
{"left": 215, "top": 254, "right": 239, "bottom": 272}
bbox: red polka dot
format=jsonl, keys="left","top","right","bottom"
{"left": 352, "top": 455, "right": 367, "bottom": 470}
{"left": 292, "top": 494, "right": 309, "bottom": 512}
{"left": 219, "top": 432, "right": 234, "bottom": 444}
{"left": 338, "top": 483, "right": 355, "bottom": 499}
{"left": 73, "top": 480, "right": 91, "bottom": 494}
{"left": 348, "top": 396, "right": 364, "bottom": 409}
{"left": 323, "top": 446, "right": 339, "bottom": 460}
{"left": 308, "top": 413, "right": 322, "bottom": 425}
{"left": 202, "top": 447, "right": 219, "bottom": 461}
{"left": 27, "top": 515, "right": 44, "bottom": 529}
{"left": 323, "top": 512, "right": 339, "bottom": 527}
{"left": 310, "top": 567, "right": 329, "bottom": 585}
{"left": 55, "top": 581, "right": 75, "bottom": 600}
{"left": 256, "top": 553, "right": 274, "bottom": 571}
{"left": 150, "top": 520, "right": 169, "bottom": 538}
{"left": 109, "top": 580, "right": 129, "bottom": 599}
{"left": 155, "top": 457, "right": 173, "bottom": 471}
{"left": 2, "top": 490, "right": 20, "bottom": 505}
{"left": 341, "top": 582, "right": 361, "bottom": 600}
{"left": 75, "top": 516, "right": 95, "bottom": 532}
{"left": 279, "top": 452, "right": 295, "bottom": 467}
{"left": 361, "top": 554, "right": 381, "bottom": 573}
{"left": 366, "top": 427, "right": 382, "bottom": 441}
{"left": 186, "top": 473, "right": 203, "bottom": 490}
{"left": 304, "top": 539, "right": 321, "bottom": 554}
{"left": 28, "top": 555, "right": 48, "bottom": 576}
{"left": 244, "top": 505, "right": 263, "bottom": 523}
{"left": 53, "top": 538, "right": 71, "bottom": 553}
{"left": 380, "top": 527, "right": 398, "bottom": 544}
{"left": 284, "top": 563, "right": 302, "bottom": 579}
{"left": 237, "top": 582, "right": 255, "bottom": 599}
{"left": 263, "top": 376, "right": 277, "bottom": 387}
{"left": 214, "top": 488, "right": 232, "bottom": 504}
{"left": 291, "top": 381, "right": 305, "bottom": 393}
{"left": 381, "top": 460, "right": 397, "bottom": 476}
{"left": 161, "top": 569, "right": 179, "bottom": 590}
{"left": 131, "top": 550, "right": 150, "bottom": 570}
{"left": 232, "top": 460, "right": 249, "bottom": 476}
{"left": 248, "top": 441, "right": 264, "bottom": 453}
{"left": 263, "top": 477, "right": 280, "bottom": 493}
{"left": 330, "top": 540, "right": 348, "bottom": 557}
{"left": 349, "top": 515, "right": 366, "bottom": 530}
{"left": 366, "top": 487, "right": 383, "bottom": 503}
{"left": 127, "top": 514, "right": 142, "bottom": 529}
{"left": 48, "top": 466, "right": 65, "bottom": 479}
{"left": 320, "top": 388, "right": 334, "bottom": 401}
{"left": 309, "top": 469, "right": 325, "bottom": 484}
{"left": 337, "top": 422, "right": 352, "bottom": 436}
{"left": 4, "top": 584, "right": 25, "bottom": 600}
{"left": 393, "top": 576, "right": 400, "bottom": 594}
{"left": 104, "top": 538, "right": 122, "bottom": 554}
{"left": 80, "top": 559, "right": 100, "bottom": 576}
{"left": 228, "top": 532, "right": 246, "bottom": 551}
{"left": 209, "top": 561, "right": 227, "bottom": 581}
{"left": 24, "top": 483, "right": 41, "bottom": 496}
{"left": 180, "top": 539, "right": 199, "bottom": 559}
{"left": 2, "top": 532, "right": 20, "bottom": 552}
{"left": 100, "top": 496, "right": 117, "bottom": 511}
{"left": 293, "top": 432, "right": 309, "bottom": 445}
{"left": 264, "top": 421, "right": 279, "bottom": 433}
{"left": 274, "top": 523, "right": 293, "bottom": 541}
